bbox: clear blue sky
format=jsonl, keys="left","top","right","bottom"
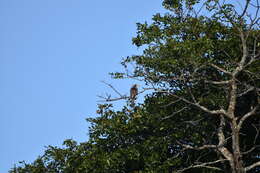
{"left": 0, "top": 1, "right": 165, "bottom": 172}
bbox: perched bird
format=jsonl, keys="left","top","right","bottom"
{"left": 130, "top": 84, "right": 138, "bottom": 100}
{"left": 130, "top": 84, "right": 138, "bottom": 108}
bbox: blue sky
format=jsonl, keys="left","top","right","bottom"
{"left": 0, "top": 1, "right": 165, "bottom": 172}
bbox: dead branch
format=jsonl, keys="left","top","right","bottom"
{"left": 176, "top": 159, "right": 227, "bottom": 173}
{"left": 209, "top": 63, "right": 232, "bottom": 75}
{"left": 238, "top": 105, "right": 259, "bottom": 130}
{"left": 238, "top": 0, "right": 251, "bottom": 19}
{"left": 205, "top": 80, "right": 231, "bottom": 85}
{"left": 160, "top": 98, "right": 182, "bottom": 108}
{"left": 216, "top": 115, "right": 234, "bottom": 165}
{"left": 161, "top": 107, "right": 188, "bottom": 120}
{"left": 180, "top": 143, "right": 217, "bottom": 151}
{"left": 241, "top": 123, "right": 260, "bottom": 156}
{"left": 245, "top": 161, "right": 260, "bottom": 172}
{"left": 98, "top": 84, "right": 151, "bottom": 102}
{"left": 252, "top": 124, "right": 260, "bottom": 145}
{"left": 97, "top": 95, "right": 128, "bottom": 102}
{"left": 173, "top": 94, "right": 228, "bottom": 117}
{"left": 142, "top": 87, "right": 229, "bottom": 117}
{"left": 237, "top": 86, "right": 256, "bottom": 97}
{"left": 101, "top": 81, "right": 124, "bottom": 98}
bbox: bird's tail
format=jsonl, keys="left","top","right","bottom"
{"left": 129, "top": 98, "right": 136, "bottom": 108}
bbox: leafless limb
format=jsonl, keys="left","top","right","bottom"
{"left": 98, "top": 85, "right": 152, "bottom": 102}
{"left": 187, "top": 87, "right": 197, "bottom": 103}
{"left": 216, "top": 115, "right": 234, "bottom": 164}
{"left": 247, "top": 0, "right": 260, "bottom": 29}
{"left": 125, "top": 71, "right": 144, "bottom": 82}
{"left": 172, "top": 94, "right": 228, "bottom": 117}
{"left": 238, "top": 0, "right": 251, "bottom": 19}
{"left": 209, "top": 63, "right": 232, "bottom": 75}
{"left": 242, "top": 145, "right": 259, "bottom": 155}
{"left": 218, "top": 115, "right": 226, "bottom": 146}
{"left": 97, "top": 95, "right": 128, "bottom": 102}
{"left": 205, "top": 80, "right": 231, "bottom": 85}
{"left": 238, "top": 83, "right": 260, "bottom": 97}
{"left": 161, "top": 98, "right": 182, "bottom": 107}
{"left": 101, "top": 81, "right": 124, "bottom": 98}
{"left": 237, "top": 86, "right": 256, "bottom": 97}
{"left": 97, "top": 81, "right": 128, "bottom": 102}
{"left": 252, "top": 124, "right": 260, "bottom": 145}
{"left": 245, "top": 161, "right": 260, "bottom": 172}
{"left": 249, "top": 0, "right": 260, "bottom": 8}
{"left": 175, "top": 159, "right": 227, "bottom": 173}
{"left": 183, "top": 118, "right": 204, "bottom": 126}
{"left": 220, "top": 47, "right": 233, "bottom": 59}
{"left": 233, "top": 31, "right": 248, "bottom": 76}
{"left": 216, "top": 1, "right": 237, "bottom": 26}
{"left": 141, "top": 87, "right": 229, "bottom": 117}
{"left": 161, "top": 107, "right": 188, "bottom": 120}
{"left": 238, "top": 105, "right": 259, "bottom": 130}
{"left": 250, "top": 35, "right": 260, "bottom": 64}
{"left": 241, "top": 124, "right": 260, "bottom": 155}
{"left": 180, "top": 143, "right": 217, "bottom": 151}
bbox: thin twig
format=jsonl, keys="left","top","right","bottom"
{"left": 101, "top": 81, "right": 124, "bottom": 97}
{"left": 176, "top": 159, "right": 227, "bottom": 173}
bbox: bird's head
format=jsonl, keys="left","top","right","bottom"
{"left": 133, "top": 84, "right": 139, "bottom": 88}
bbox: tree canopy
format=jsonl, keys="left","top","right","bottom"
{"left": 10, "top": 0, "right": 260, "bottom": 173}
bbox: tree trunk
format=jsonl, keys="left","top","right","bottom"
{"left": 231, "top": 120, "right": 245, "bottom": 173}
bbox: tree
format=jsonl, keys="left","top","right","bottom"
{"left": 10, "top": 0, "right": 259, "bottom": 172}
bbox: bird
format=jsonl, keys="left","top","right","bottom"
{"left": 130, "top": 84, "right": 138, "bottom": 108}
{"left": 130, "top": 84, "right": 138, "bottom": 100}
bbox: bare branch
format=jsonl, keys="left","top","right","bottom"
{"left": 205, "top": 80, "right": 231, "bottom": 85}
{"left": 161, "top": 98, "right": 182, "bottom": 107}
{"left": 252, "top": 124, "right": 260, "bottom": 145}
{"left": 141, "top": 87, "right": 229, "bottom": 117}
{"left": 97, "top": 95, "right": 128, "bottom": 102}
{"left": 183, "top": 118, "right": 204, "bottom": 126}
{"left": 238, "top": 83, "right": 260, "bottom": 97}
{"left": 170, "top": 94, "right": 228, "bottom": 117}
{"left": 140, "top": 86, "right": 230, "bottom": 120}
{"left": 237, "top": 86, "right": 256, "bottom": 97}
{"left": 242, "top": 146, "right": 256, "bottom": 155}
{"left": 101, "top": 81, "right": 124, "bottom": 98}
{"left": 215, "top": 115, "right": 234, "bottom": 166}
{"left": 210, "top": 63, "right": 232, "bottom": 75}
{"left": 218, "top": 115, "right": 226, "bottom": 146}
{"left": 227, "top": 80, "right": 237, "bottom": 118}
{"left": 233, "top": 29, "right": 248, "bottom": 76}
{"left": 247, "top": 0, "right": 260, "bottom": 29}
{"left": 161, "top": 107, "right": 188, "bottom": 120}
{"left": 191, "top": 1, "right": 206, "bottom": 17}
{"left": 242, "top": 145, "right": 260, "bottom": 155}
{"left": 238, "top": 105, "right": 259, "bottom": 130}
{"left": 181, "top": 143, "right": 217, "bottom": 151}
{"left": 188, "top": 87, "right": 197, "bottom": 103}
{"left": 216, "top": 1, "right": 237, "bottom": 26}
{"left": 98, "top": 87, "right": 152, "bottom": 102}
{"left": 245, "top": 161, "right": 260, "bottom": 172}
{"left": 97, "top": 81, "right": 130, "bottom": 102}
{"left": 176, "top": 159, "right": 227, "bottom": 173}
{"left": 238, "top": 0, "right": 251, "bottom": 19}
{"left": 242, "top": 124, "right": 260, "bottom": 155}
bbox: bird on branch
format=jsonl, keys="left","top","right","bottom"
{"left": 130, "top": 84, "right": 138, "bottom": 107}
{"left": 130, "top": 84, "right": 138, "bottom": 100}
